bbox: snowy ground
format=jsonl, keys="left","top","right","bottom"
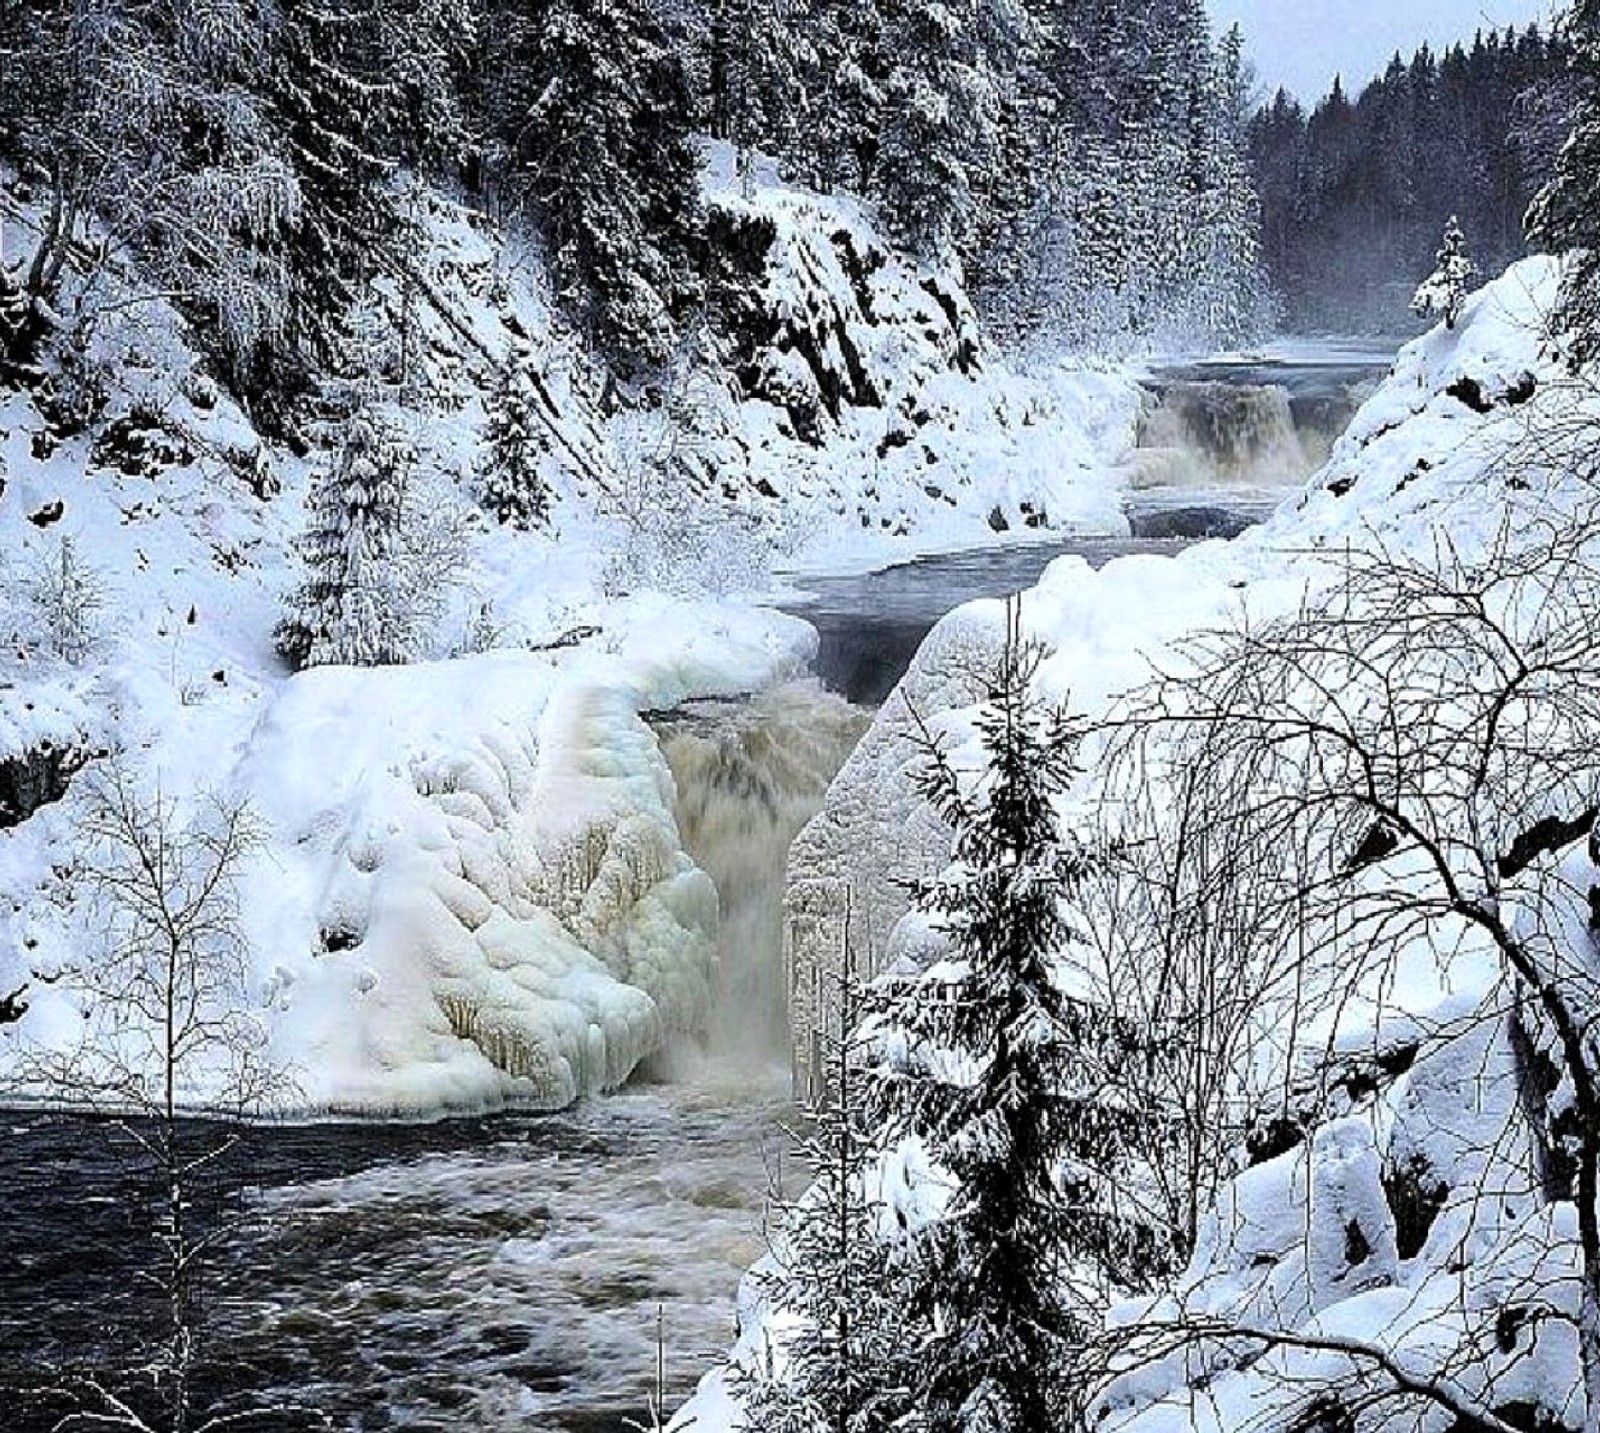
{"left": 0, "top": 155, "right": 1150, "bottom": 1116}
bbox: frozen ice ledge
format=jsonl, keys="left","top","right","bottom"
{"left": 1, "top": 602, "right": 832, "bottom": 1118}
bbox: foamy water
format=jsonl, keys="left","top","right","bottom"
{"left": 216, "top": 1072, "right": 795, "bottom": 1431}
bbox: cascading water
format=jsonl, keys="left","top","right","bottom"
{"left": 1134, "top": 380, "right": 1308, "bottom": 487}
{"left": 653, "top": 681, "right": 872, "bottom": 1063}
{"left": 0, "top": 351, "right": 1398, "bottom": 1433}
{"left": 1132, "top": 366, "right": 1382, "bottom": 493}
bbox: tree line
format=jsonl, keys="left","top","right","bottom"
{"left": 0, "top": 0, "right": 1265, "bottom": 434}
{"left": 1247, "top": 24, "right": 1570, "bottom": 333}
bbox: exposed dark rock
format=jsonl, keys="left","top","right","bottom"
{"left": 1383, "top": 1155, "right": 1449, "bottom": 1260}
{"left": 1294, "top": 1397, "right": 1355, "bottom": 1433}
{"left": 1129, "top": 506, "right": 1260, "bottom": 541}
{"left": 1342, "top": 1218, "right": 1373, "bottom": 1268}
{"left": 918, "top": 277, "right": 978, "bottom": 374}
{"left": 1246, "top": 1113, "right": 1308, "bottom": 1167}
{"left": 27, "top": 499, "right": 64, "bottom": 527}
{"left": 1497, "top": 805, "right": 1598, "bottom": 880}
{"left": 321, "top": 925, "right": 363, "bottom": 954}
{"left": 1445, "top": 375, "right": 1493, "bottom": 413}
{"left": 0, "top": 742, "right": 87, "bottom": 828}
{"left": 1503, "top": 371, "right": 1538, "bottom": 406}
{"left": 1487, "top": 1400, "right": 1575, "bottom": 1433}
{"left": 1343, "top": 820, "right": 1400, "bottom": 875}
{"left": 0, "top": 985, "right": 28, "bottom": 1025}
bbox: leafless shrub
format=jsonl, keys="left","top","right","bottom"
{"left": 22, "top": 761, "right": 322, "bottom": 1432}
{"left": 1082, "top": 505, "right": 1600, "bottom": 1430}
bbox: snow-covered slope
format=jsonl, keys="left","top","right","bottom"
{"left": 681, "top": 257, "right": 1594, "bottom": 1429}
{"left": 0, "top": 156, "right": 1144, "bottom": 1116}
{"left": 697, "top": 146, "right": 1142, "bottom": 563}
{"left": 785, "top": 257, "right": 1566, "bottom": 1088}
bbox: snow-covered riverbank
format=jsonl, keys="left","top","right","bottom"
{"left": 0, "top": 156, "right": 1158, "bottom": 1118}
{"left": 677, "top": 256, "right": 1589, "bottom": 1433}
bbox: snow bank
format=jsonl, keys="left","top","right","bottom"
{"left": 233, "top": 607, "right": 813, "bottom": 1117}
{"left": 0, "top": 179, "right": 824, "bottom": 1117}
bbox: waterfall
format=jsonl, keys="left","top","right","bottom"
{"left": 654, "top": 682, "right": 870, "bottom": 1065}
{"left": 1132, "top": 374, "right": 1379, "bottom": 490}
{"left": 1134, "top": 380, "right": 1308, "bottom": 487}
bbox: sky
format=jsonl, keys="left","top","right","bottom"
{"left": 1210, "top": 0, "right": 1559, "bottom": 101}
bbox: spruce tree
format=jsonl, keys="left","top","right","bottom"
{"left": 786, "top": 0, "right": 887, "bottom": 195}
{"left": 1530, "top": 0, "right": 1600, "bottom": 361}
{"left": 272, "top": 0, "right": 400, "bottom": 379}
{"left": 708, "top": 0, "right": 804, "bottom": 181}
{"left": 267, "top": 0, "right": 467, "bottom": 398}
{"left": 738, "top": 974, "right": 916, "bottom": 1433}
{"left": 874, "top": 0, "right": 994, "bottom": 265}
{"left": 1410, "top": 215, "right": 1479, "bottom": 329}
{"left": 277, "top": 408, "right": 415, "bottom": 669}
{"left": 479, "top": 364, "right": 553, "bottom": 529}
{"left": 855, "top": 612, "right": 1139, "bottom": 1433}
{"left": 493, "top": 0, "right": 703, "bottom": 376}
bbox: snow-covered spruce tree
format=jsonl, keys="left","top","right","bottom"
{"left": 707, "top": 0, "right": 804, "bottom": 181}
{"left": 785, "top": 0, "right": 887, "bottom": 195}
{"left": 1183, "top": 23, "right": 1271, "bottom": 347}
{"left": 856, "top": 613, "right": 1142, "bottom": 1432}
{"left": 1530, "top": 0, "right": 1600, "bottom": 362}
{"left": 479, "top": 363, "right": 553, "bottom": 529}
{"left": 738, "top": 972, "right": 917, "bottom": 1433}
{"left": 276, "top": 409, "right": 415, "bottom": 669}
{"left": 873, "top": 0, "right": 997, "bottom": 265}
{"left": 490, "top": 0, "right": 702, "bottom": 376}
{"left": 266, "top": 0, "right": 467, "bottom": 403}
{"left": 1410, "top": 215, "right": 1479, "bottom": 329}
{"left": 271, "top": 0, "right": 403, "bottom": 389}
{"left": 0, "top": 0, "right": 296, "bottom": 391}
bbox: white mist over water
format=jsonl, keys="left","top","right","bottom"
{"left": 655, "top": 682, "right": 871, "bottom": 1064}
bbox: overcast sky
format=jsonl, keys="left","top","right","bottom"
{"left": 1210, "top": 0, "right": 1560, "bottom": 101}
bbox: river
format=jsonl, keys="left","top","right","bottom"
{"left": 0, "top": 349, "right": 1390, "bottom": 1431}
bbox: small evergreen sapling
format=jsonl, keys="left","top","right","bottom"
{"left": 276, "top": 409, "right": 412, "bottom": 669}
{"left": 738, "top": 966, "right": 915, "bottom": 1433}
{"left": 1530, "top": 0, "right": 1600, "bottom": 362}
{"left": 1410, "top": 216, "right": 1478, "bottom": 330}
{"left": 479, "top": 364, "right": 553, "bottom": 529}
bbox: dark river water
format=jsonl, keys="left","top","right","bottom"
{"left": 1, "top": 1074, "right": 794, "bottom": 1432}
